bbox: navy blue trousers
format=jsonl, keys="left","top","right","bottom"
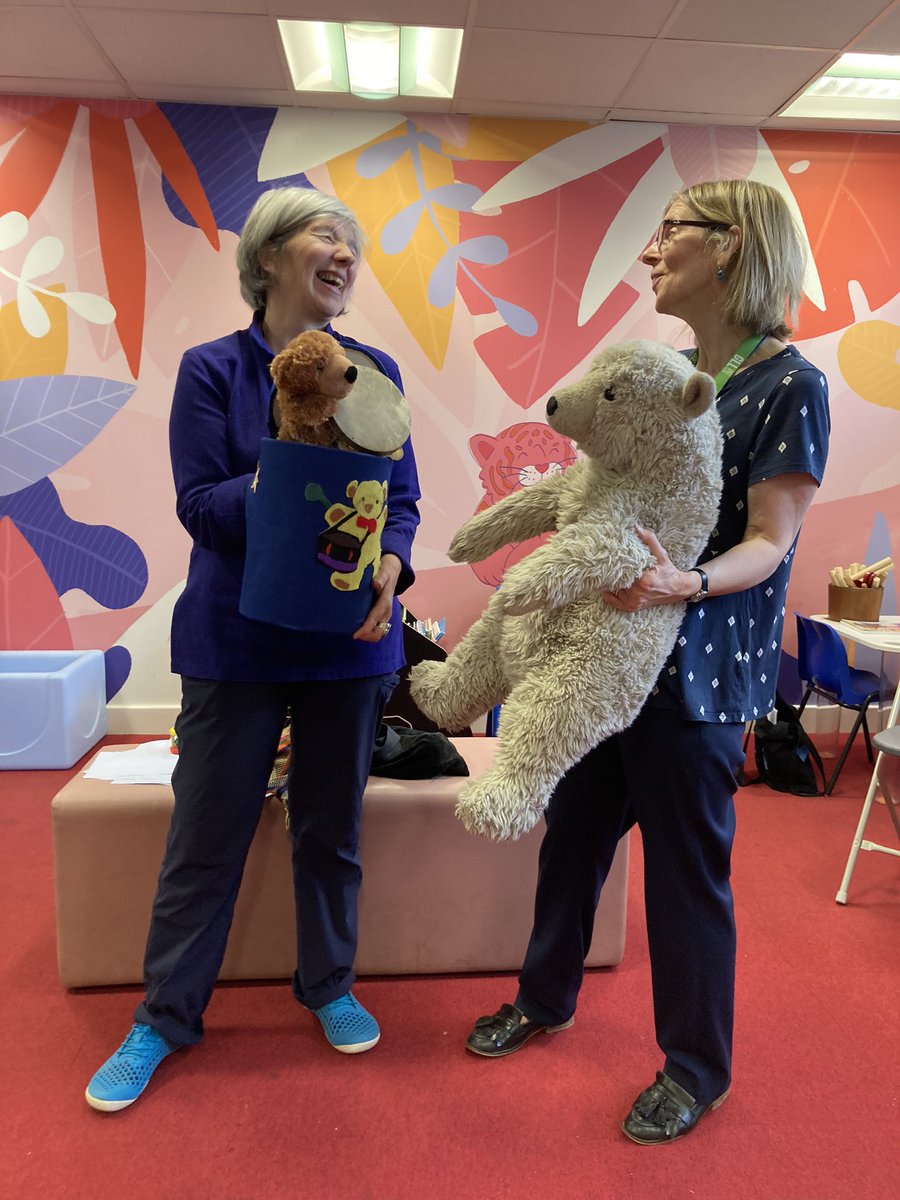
{"left": 135, "top": 673, "right": 395, "bottom": 1047}
{"left": 515, "top": 703, "right": 744, "bottom": 1105}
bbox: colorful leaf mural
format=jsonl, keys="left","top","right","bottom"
{"left": 762, "top": 130, "right": 900, "bottom": 339}
{"left": 837, "top": 321, "right": 900, "bottom": 412}
{"left": 0, "top": 479, "right": 147, "bottom": 609}
{"left": 0, "top": 288, "right": 68, "bottom": 380}
{"left": 328, "top": 121, "right": 460, "bottom": 370}
{"left": 454, "top": 142, "right": 662, "bottom": 408}
{"left": 0, "top": 375, "right": 137, "bottom": 496}
{"left": 160, "top": 103, "right": 304, "bottom": 235}
{"left": 0, "top": 98, "right": 220, "bottom": 378}
{"left": 0, "top": 514, "right": 72, "bottom": 650}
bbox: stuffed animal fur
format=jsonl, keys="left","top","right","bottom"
{"left": 409, "top": 340, "right": 723, "bottom": 841}
{"left": 270, "top": 330, "right": 359, "bottom": 448}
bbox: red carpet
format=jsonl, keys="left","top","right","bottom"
{"left": 1, "top": 735, "right": 896, "bottom": 1200}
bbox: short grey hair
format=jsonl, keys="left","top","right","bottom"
{"left": 672, "top": 179, "right": 806, "bottom": 341}
{"left": 236, "top": 186, "right": 366, "bottom": 312}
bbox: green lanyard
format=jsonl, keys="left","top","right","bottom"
{"left": 689, "top": 333, "right": 767, "bottom": 396}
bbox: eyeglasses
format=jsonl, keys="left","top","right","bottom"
{"left": 653, "top": 219, "right": 730, "bottom": 249}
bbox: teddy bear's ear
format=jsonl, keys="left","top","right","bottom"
{"left": 346, "top": 480, "right": 359, "bottom": 498}
{"left": 682, "top": 371, "right": 716, "bottom": 418}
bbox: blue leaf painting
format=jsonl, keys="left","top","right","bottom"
{"left": 0, "top": 478, "right": 148, "bottom": 610}
{"left": 380, "top": 200, "right": 425, "bottom": 255}
{"left": 158, "top": 103, "right": 306, "bottom": 235}
{"left": 489, "top": 294, "right": 539, "bottom": 338}
{"left": 457, "top": 235, "right": 509, "bottom": 267}
{"left": 0, "top": 375, "right": 137, "bottom": 497}
{"left": 104, "top": 644, "right": 132, "bottom": 701}
{"left": 428, "top": 247, "right": 461, "bottom": 309}
{"left": 424, "top": 183, "right": 483, "bottom": 212}
{"left": 355, "top": 130, "right": 418, "bottom": 179}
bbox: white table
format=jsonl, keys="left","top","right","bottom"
{"left": 810, "top": 614, "right": 900, "bottom": 903}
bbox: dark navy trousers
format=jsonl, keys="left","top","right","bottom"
{"left": 135, "top": 673, "right": 395, "bottom": 1048}
{"left": 515, "top": 703, "right": 745, "bottom": 1105}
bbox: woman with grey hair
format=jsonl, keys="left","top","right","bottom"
{"left": 85, "top": 187, "right": 421, "bottom": 1111}
{"left": 464, "top": 179, "right": 830, "bottom": 1146}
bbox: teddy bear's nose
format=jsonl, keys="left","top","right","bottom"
{"left": 546, "top": 396, "right": 558, "bottom": 416}
{"left": 345, "top": 365, "right": 358, "bottom": 383}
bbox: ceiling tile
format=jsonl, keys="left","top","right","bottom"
{"left": 852, "top": 6, "right": 900, "bottom": 52}
{"left": 79, "top": 9, "right": 286, "bottom": 89}
{"left": 0, "top": 8, "right": 117, "bottom": 79}
{"left": 474, "top": 0, "right": 677, "bottom": 37}
{"left": 78, "top": 0, "right": 267, "bottom": 10}
{"left": 266, "top": 1, "right": 470, "bottom": 25}
{"left": 0, "top": 77, "right": 130, "bottom": 100}
{"left": 618, "top": 42, "right": 834, "bottom": 116}
{"left": 666, "top": 0, "right": 894, "bottom": 51}
{"left": 458, "top": 29, "right": 650, "bottom": 107}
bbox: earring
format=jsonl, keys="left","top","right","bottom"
{"left": 716, "top": 268, "right": 725, "bottom": 280}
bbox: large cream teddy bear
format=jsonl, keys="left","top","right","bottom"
{"left": 409, "top": 340, "right": 723, "bottom": 841}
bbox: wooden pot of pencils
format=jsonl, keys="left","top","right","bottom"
{"left": 827, "top": 584, "right": 884, "bottom": 622}
{"left": 827, "top": 555, "right": 892, "bottom": 621}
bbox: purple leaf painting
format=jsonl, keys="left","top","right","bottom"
{"left": 159, "top": 102, "right": 306, "bottom": 235}
{"left": 0, "top": 478, "right": 147, "bottom": 609}
{"left": 0, "top": 375, "right": 136, "bottom": 497}
{"left": 104, "top": 644, "right": 132, "bottom": 701}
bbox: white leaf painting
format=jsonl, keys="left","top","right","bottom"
{"left": 0, "top": 210, "right": 28, "bottom": 252}
{"left": 578, "top": 152, "right": 684, "bottom": 327}
{"left": 258, "top": 108, "right": 407, "bottom": 180}
{"left": 748, "top": 134, "right": 825, "bottom": 312}
{"left": 471, "top": 121, "right": 669, "bottom": 213}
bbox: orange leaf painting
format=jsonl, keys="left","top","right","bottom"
{"left": 837, "top": 321, "right": 900, "bottom": 412}
{"left": 0, "top": 101, "right": 78, "bottom": 219}
{"left": 0, "top": 287, "right": 68, "bottom": 382}
{"left": 762, "top": 130, "right": 900, "bottom": 339}
{"left": 89, "top": 110, "right": 146, "bottom": 378}
{"left": 455, "top": 117, "right": 592, "bottom": 163}
{"left": 327, "top": 124, "right": 459, "bottom": 370}
{"left": 133, "top": 107, "right": 220, "bottom": 251}
{"left": 0, "top": 516, "right": 73, "bottom": 650}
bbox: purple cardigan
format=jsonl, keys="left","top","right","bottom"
{"left": 168, "top": 317, "right": 421, "bottom": 681}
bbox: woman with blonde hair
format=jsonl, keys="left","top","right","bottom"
{"left": 465, "top": 179, "right": 830, "bottom": 1145}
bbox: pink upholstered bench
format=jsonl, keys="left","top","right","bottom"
{"left": 51, "top": 738, "right": 628, "bottom": 988}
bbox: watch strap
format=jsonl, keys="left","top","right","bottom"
{"left": 688, "top": 567, "right": 709, "bottom": 603}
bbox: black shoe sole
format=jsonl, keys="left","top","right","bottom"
{"left": 465, "top": 1016, "right": 574, "bottom": 1058}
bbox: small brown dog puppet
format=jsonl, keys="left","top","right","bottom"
{"left": 270, "top": 330, "right": 359, "bottom": 448}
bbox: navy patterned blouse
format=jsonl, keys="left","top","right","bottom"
{"left": 650, "top": 345, "right": 830, "bottom": 724}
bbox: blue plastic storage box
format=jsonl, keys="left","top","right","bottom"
{"left": 0, "top": 650, "right": 107, "bottom": 770}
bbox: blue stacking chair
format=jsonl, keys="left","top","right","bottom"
{"left": 794, "top": 613, "right": 889, "bottom": 795}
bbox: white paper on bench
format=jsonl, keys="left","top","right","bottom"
{"left": 83, "top": 740, "right": 176, "bottom": 785}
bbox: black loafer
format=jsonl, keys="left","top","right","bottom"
{"left": 621, "top": 1071, "right": 729, "bottom": 1145}
{"left": 465, "top": 1002, "right": 574, "bottom": 1058}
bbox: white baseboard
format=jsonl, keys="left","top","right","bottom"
{"left": 799, "top": 703, "right": 892, "bottom": 735}
{"left": 106, "top": 704, "right": 180, "bottom": 735}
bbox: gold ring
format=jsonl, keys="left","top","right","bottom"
{"left": 377, "top": 621, "right": 391, "bottom": 634}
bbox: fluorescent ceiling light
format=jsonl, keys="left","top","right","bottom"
{"left": 780, "top": 53, "right": 900, "bottom": 121}
{"left": 278, "top": 20, "right": 463, "bottom": 101}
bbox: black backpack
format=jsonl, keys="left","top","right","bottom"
{"left": 745, "top": 693, "right": 826, "bottom": 796}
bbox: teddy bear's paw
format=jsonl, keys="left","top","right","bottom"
{"left": 408, "top": 662, "right": 464, "bottom": 729}
{"left": 455, "top": 778, "right": 542, "bottom": 842}
{"left": 455, "top": 793, "right": 512, "bottom": 841}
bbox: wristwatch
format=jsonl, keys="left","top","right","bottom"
{"left": 687, "top": 567, "right": 709, "bottom": 603}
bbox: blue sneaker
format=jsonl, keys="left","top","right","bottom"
{"left": 312, "top": 992, "right": 380, "bottom": 1053}
{"left": 85, "top": 1023, "right": 175, "bottom": 1111}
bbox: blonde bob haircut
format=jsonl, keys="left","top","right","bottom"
{"left": 673, "top": 179, "right": 806, "bottom": 341}
{"left": 236, "top": 186, "right": 366, "bottom": 313}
